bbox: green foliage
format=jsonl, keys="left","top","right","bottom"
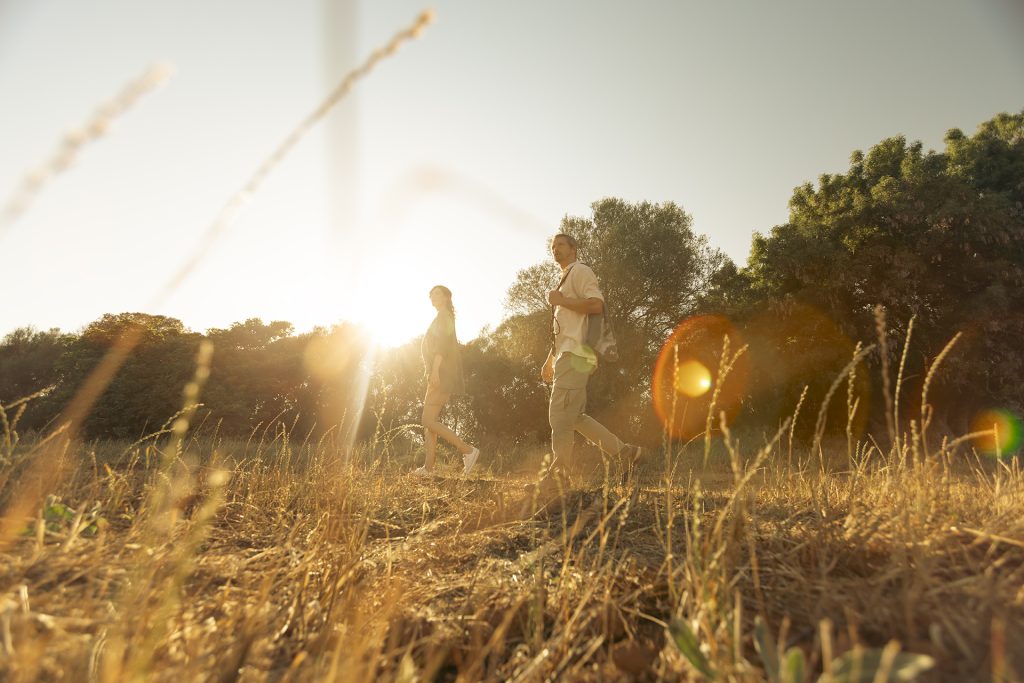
{"left": 692, "top": 615, "right": 934, "bottom": 683}
{"left": 504, "top": 262, "right": 560, "bottom": 316}
{"left": 0, "top": 327, "right": 73, "bottom": 404}
{"left": 754, "top": 616, "right": 781, "bottom": 681}
{"left": 782, "top": 647, "right": 806, "bottom": 683}
{"left": 366, "top": 336, "right": 429, "bottom": 443}
{"left": 33, "top": 313, "right": 202, "bottom": 438}
{"left": 725, "top": 110, "right": 1024, "bottom": 431}
{"left": 825, "top": 648, "right": 934, "bottom": 682}
{"left": 44, "top": 498, "right": 75, "bottom": 525}
{"left": 29, "top": 495, "right": 105, "bottom": 537}
{"left": 464, "top": 311, "right": 552, "bottom": 444}
{"left": 669, "top": 618, "right": 715, "bottom": 679}
{"left": 202, "top": 318, "right": 307, "bottom": 434}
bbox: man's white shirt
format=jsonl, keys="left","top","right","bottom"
{"left": 553, "top": 260, "right": 604, "bottom": 363}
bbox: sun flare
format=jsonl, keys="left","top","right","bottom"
{"left": 350, "top": 299, "right": 428, "bottom": 349}
{"left": 341, "top": 261, "right": 436, "bottom": 350}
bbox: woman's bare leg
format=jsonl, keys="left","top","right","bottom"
{"left": 423, "top": 426, "right": 438, "bottom": 469}
{"left": 422, "top": 398, "right": 472, "bottom": 456}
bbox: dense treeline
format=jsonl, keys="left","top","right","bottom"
{"left": 2, "top": 111, "right": 1021, "bottom": 447}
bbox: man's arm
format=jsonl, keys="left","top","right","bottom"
{"left": 547, "top": 290, "right": 603, "bottom": 314}
{"left": 541, "top": 349, "right": 555, "bottom": 383}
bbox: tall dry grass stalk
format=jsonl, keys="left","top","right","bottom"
{"left": 845, "top": 342, "right": 862, "bottom": 464}
{"left": 703, "top": 335, "right": 748, "bottom": 468}
{"left": 810, "top": 343, "right": 875, "bottom": 471}
{"left": 893, "top": 316, "right": 916, "bottom": 462}
{"left": 787, "top": 385, "right": 809, "bottom": 471}
{"left": 919, "top": 332, "right": 962, "bottom": 463}
{"left": 0, "top": 63, "right": 174, "bottom": 237}
{"left": 874, "top": 305, "right": 897, "bottom": 451}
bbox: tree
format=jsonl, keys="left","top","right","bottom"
{"left": 735, "top": 110, "right": 1024, "bottom": 431}
{"left": 0, "top": 327, "right": 72, "bottom": 406}
{"left": 38, "top": 313, "right": 201, "bottom": 438}
{"left": 467, "top": 313, "right": 553, "bottom": 445}
{"left": 203, "top": 319, "right": 305, "bottom": 434}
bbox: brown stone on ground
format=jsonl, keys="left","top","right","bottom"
{"left": 611, "top": 637, "right": 661, "bottom": 676}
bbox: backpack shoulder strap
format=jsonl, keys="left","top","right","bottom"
{"left": 555, "top": 264, "right": 575, "bottom": 294}
{"left": 550, "top": 264, "right": 576, "bottom": 348}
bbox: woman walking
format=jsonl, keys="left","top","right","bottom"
{"left": 414, "top": 285, "right": 480, "bottom": 476}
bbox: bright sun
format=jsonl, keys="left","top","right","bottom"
{"left": 343, "top": 264, "right": 435, "bottom": 349}
{"left": 357, "top": 308, "right": 427, "bottom": 349}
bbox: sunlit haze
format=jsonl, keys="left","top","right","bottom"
{"left": 1, "top": 1, "right": 1021, "bottom": 345}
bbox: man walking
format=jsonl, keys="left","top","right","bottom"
{"left": 541, "top": 233, "right": 639, "bottom": 477}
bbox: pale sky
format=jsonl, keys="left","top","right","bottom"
{"left": 1, "top": 1, "right": 1022, "bottom": 346}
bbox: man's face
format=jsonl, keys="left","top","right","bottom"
{"left": 550, "top": 236, "right": 576, "bottom": 266}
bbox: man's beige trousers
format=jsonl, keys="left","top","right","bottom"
{"left": 548, "top": 352, "right": 624, "bottom": 467}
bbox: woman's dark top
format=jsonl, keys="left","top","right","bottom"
{"left": 421, "top": 310, "right": 465, "bottom": 395}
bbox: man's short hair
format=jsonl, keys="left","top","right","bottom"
{"left": 552, "top": 233, "right": 577, "bottom": 249}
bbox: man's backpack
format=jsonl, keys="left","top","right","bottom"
{"left": 585, "top": 308, "right": 618, "bottom": 363}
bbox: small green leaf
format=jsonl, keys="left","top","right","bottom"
{"left": 44, "top": 502, "right": 75, "bottom": 522}
{"left": 823, "top": 648, "right": 935, "bottom": 683}
{"left": 755, "top": 616, "right": 781, "bottom": 683}
{"left": 781, "top": 647, "right": 806, "bottom": 683}
{"left": 669, "top": 619, "right": 715, "bottom": 680}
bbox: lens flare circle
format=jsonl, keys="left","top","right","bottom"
{"left": 652, "top": 315, "right": 750, "bottom": 440}
{"left": 971, "top": 409, "right": 1022, "bottom": 458}
{"left": 675, "top": 359, "right": 712, "bottom": 398}
{"left": 743, "top": 301, "right": 871, "bottom": 442}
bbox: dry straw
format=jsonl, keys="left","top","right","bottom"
{"left": 920, "top": 331, "right": 962, "bottom": 461}
{"left": 873, "top": 305, "right": 897, "bottom": 450}
{"left": 0, "top": 63, "right": 174, "bottom": 238}
{"left": 893, "top": 315, "right": 915, "bottom": 461}
{"left": 702, "top": 334, "right": 748, "bottom": 468}
{"left": 810, "top": 342, "right": 875, "bottom": 469}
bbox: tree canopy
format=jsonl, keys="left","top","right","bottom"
{"left": 732, "top": 111, "right": 1024, "bottom": 430}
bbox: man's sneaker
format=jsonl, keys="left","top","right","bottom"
{"left": 463, "top": 446, "right": 480, "bottom": 475}
{"left": 412, "top": 466, "right": 431, "bottom": 477}
{"left": 621, "top": 444, "right": 643, "bottom": 464}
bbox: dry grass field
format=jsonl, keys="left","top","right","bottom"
{"left": 1, "top": 413, "right": 1021, "bottom": 682}
{"left": 2, "top": 5, "right": 1021, "bottom": 681}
